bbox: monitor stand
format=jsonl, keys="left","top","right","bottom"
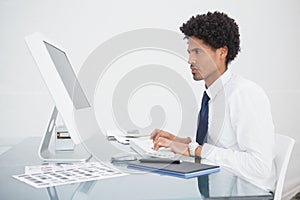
{"left": 39, "top": 107, "right": 92, "bottom": 162}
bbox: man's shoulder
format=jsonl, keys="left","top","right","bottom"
{"left": 229, "top": 73, "right": 264, "bottom": 90}
{"left": 226, "top": 73, "right": 267, "bottom": 97}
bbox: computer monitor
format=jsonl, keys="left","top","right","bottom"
{"left": 25, "top": 33, "right": 92, "bottom": 161}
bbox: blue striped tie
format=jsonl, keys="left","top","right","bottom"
{"left": 196, "top": 91, "right": 210, "bottom": 145}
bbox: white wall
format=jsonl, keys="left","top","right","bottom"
{"left": 1, "top": 0, "right": 299, "bottom": 199}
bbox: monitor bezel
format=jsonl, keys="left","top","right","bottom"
{"left": 25, "top": 32, "right": 84, "bottom": 144}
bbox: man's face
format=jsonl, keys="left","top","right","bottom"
{"left": 187, "top": 36, "right": 222, "bottom": 84}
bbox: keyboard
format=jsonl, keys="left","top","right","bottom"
{"left": 130, "top": 138, "right": 175, "bottom": 158}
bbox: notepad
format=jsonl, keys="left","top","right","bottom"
{"left": 127, "top": 160, "right": 220, "bottom": 178}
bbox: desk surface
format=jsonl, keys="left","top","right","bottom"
{"left": 0, "top": 137, "right": 273, "bottom": 200}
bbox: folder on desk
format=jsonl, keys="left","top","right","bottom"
{"left": 127, "top": 160, "right": 220, "bottom": 178}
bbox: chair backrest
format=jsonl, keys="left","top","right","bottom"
{"left": 273, "top": 134, "right": 295, "bottom": 200}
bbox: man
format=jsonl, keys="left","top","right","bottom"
{"left": 150, "top": 11, "right": 276, "bottom": 191}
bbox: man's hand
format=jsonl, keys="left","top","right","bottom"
{"left": 152, "top": 136, "right": 190, "bottom": 156}
{"left": 150, "top": 129, "right": 175, "bottom": 142}
{"left": 150, "top": 129, "right": 191, "bottom": 144}
{"left": 150, "top": 129, "right": 190, "bottom": 156}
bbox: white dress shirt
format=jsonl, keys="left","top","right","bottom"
{"left": 194, "top": 69, "right": 276, "bottom": 191}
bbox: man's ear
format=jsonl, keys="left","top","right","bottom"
{"left": 219, "top": 46, "right": 228, "bottom": 58}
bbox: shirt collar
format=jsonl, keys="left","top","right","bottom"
{"left": 205, "top": 69, "right": 232, "bottom": 101}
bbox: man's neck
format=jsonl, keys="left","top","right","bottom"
{"left": 204, "top": 67, "right": 227, "bottom": 88}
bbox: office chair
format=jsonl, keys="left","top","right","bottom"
{"left": 273, "top": 134, "right": 295, "bottom": 200}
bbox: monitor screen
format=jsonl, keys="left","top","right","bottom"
{"left": 25, "top": 32, "right": 125, "bottom": 161}
{"left": 44, "top": 41, "right": 90, "bottom": 109}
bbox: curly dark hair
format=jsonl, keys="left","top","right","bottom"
{"left": 180, "top": 11, "right": 240, "bottom": 66}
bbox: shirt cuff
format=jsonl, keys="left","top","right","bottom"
{"left": 188, "top": 142, "right": 199, "bottom": 157}
{"left": 200, "top": 143, "right": 215, "bottom": 158}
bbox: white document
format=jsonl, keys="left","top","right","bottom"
{"left": 13, "top": 162, "right": 127, "bottom": 188}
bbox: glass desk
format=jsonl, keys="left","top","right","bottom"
{"left": 0, "top": 137, "right": 273, "bottom": 200}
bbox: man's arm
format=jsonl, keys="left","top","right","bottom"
{"left": 201, "top": 87, "right": 275, "bottom": 183}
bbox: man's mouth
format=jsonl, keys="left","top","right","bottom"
{"left": 190, "top": 65, "right": 198, "bottom": 73}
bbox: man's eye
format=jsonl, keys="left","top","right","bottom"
{"left": 195, "top": 49, "right": 200, "bottom": 54}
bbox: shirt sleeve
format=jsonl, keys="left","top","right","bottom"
{"left": 200, "top": 85, "right": 275, "bottom": 181}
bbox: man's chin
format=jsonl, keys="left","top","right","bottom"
{"left": 192, "top": 74, "right": 203, "bottom": 81}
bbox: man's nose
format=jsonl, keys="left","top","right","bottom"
{"left": 188, "top": 56, "right": 193, "bottom": 65}
{"left": 188, "top": 57, "right": 195, "bottom": 65}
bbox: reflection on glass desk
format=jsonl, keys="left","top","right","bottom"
{"left": 0, "top": 137, "right": 273, "bottom": 200}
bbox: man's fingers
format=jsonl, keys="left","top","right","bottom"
{"left": 151, "top": 129, "right": 164, "bottom": 141}
{"left": 153, "top": 137, "right": 162, "bottom": 150}
{"left": 150, "top": 129, "right": 161, "bottom": 139}
{"left": 152, "top": 137, "right": 172, "bottom": 150}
